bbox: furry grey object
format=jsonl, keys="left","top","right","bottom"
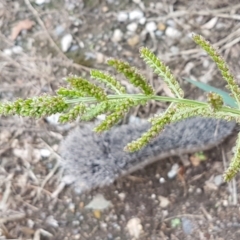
{"left": 59, "top": 117, "right": 235, "bottom": 193}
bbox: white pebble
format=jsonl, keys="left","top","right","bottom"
{"left": 158, "top": 196, "right": 170, "bottom": 208}
{"left": 117, "top": 11, "right": 128, "bottom": 22}
{"left": 155, "top": 30, "right": 164, "bottom": 38}
{"left": 145, "top": 21, "right": 157, "bottom": 32}
{"left": 166, "top": 19, "right": 176, "bottom": 27}
{"left": 40, "top": 149, "right": 51, "bottom": 158}
{"left": 196, "top": 188, "right": 202, "bottom": 194}
{"left": 162, "top": 210, "right": 169, "bottom": 217}
{"left": 127, "top": 22, "right": 138, "bottom": 32}
{"left": 129, "top": 9, "right": 144, "bottom": 20}
{"left": 222, "top": 200, "right": 228, "bottom": 207}
{"left": 133, "top": 0, "right": 141, "bottom": 3}
{"left": 214, "top": 175, "right": 223, "bottom": 186}
{"left": 35, "top": 0, "right": 46, "bottom": 5}
{"left": 151, "top": 194, "right": 156, "bottom": 199}
{"left": 54, "top": 25, "right": 65, "bottom": 36}
{"left": 165, "top": 27, "right": 182, "bottom": 39}
{"left": 3, "top": 48, "right": 12, "bottom": 56}
{"left": 46, "top": 215, "right": 59, "bottom": 228}
{"left": 118, "top": 192, "right": 126, "bottom": 201}
{"left": 46, "top": 113, "right": 60, "bottom": 125}
{"left": 61, "top": 34, "right": 73, "bottom": 52}
{"left": 12, "top": 46, "right": 23, "bottom": 54}
{"left": 167, "top": 163, "right": 179, "bottom": 179}
{"left": 27, "top": 219, "right": 35, "bottom": 228}
{"left": 139, "top": 17, "right": 146, "bottom": 25}
{"left": 159, "top": 177, "right": 166, "bottom": 184}
{"left": 112, "top": 29, "right": 123, "bottom": 42}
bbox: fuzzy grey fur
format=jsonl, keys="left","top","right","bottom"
{"left": 59, "top": 117, "right": 235, "bottom": 193}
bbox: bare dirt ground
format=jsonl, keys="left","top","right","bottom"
{"left": 1, "top": 0, "right": 240, "bottom": 239}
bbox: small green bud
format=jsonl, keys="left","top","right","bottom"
{"left": 59, "top": 104, "right": 86, "bottom": 123}
{"left": 107, "top": 59, "right": 154, "bottom": 95}
{"left": 91, "top": 70, "right": 126, "bottom": 94}
{"left": 67, "top": 75, "right": 107, "bottom": 101}
{"left": 207, "top": 92, "right": 223, "bottom": 112}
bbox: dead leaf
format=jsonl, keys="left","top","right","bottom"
{"left": 93, "top": 210, "right": 101, "bottom": 219}
{"left": 85, "top": 194, "right": 112, "bottom": 210}
{"left": 10, "top": 19, "right": 35, "bottom": 40}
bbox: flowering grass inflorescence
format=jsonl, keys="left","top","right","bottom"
{"left": 1, "top": 34, "right": 240, "bottom": 181}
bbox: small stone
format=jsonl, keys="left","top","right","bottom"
{"left": 61, "top": 34, "right": 73, "bottom": 52}
{"left": 159, "top": 177, "right": 166, "bottom": 184}
{"left": 102, "top": 6, "right": 109, "bottom": 12}
{"left": 46, "top": 113, "right": 60, "bottom": 125}
{"left": 12, "top": 46, "right": 23, "bottom": 54}
{"left": 155, "top": 173, "right": 160, "bottom": 179}
{"left": 35, "top": 0, "right": 47, "bottom": 5}
{"left": 196, "top": 188, "right": 202, "bottom": 194}
{"left": 155, "top": 30, "right": 164, "bottom": 38}
{"left": 117, "top": 11, "right": 128, "bottom": 22}
{"left": 127, "top": 22, "right": 138, "bottom": 32}
{"left": 129, "top": 9, "right": 144, "bottom": 20}
{"left": 46, "top": 215, "right": 59, "bottom": 228}
{"left": 165, "top": 27, "right": 182, "bottom": 39}
{"left": 166, "top": 19, "right": 176, "bottom": 27}
{"left": 158, "top": 196, "right": 170, "bottom": 208}
{"left": 139, "top": 17, "right": 146, "bottom": 25}
{"left": 100, "top": 222, "right": 107, "bottom": 230}
{"left": 69, "top": 45, "right": 79, "bottom": 52}
{"left": 133, "top": 0, "right": 141, "bottom": 3}
{"left": 3, "top": 48, "right": 12, "bottom": 56}
{"left": 126, "top": 218, "right": 143, "bottom": 239}
{"left": 214, "top": 175, "right": 223, "bottom": 186}
{"left": 72, "top": 18, "right": 83, "bottom": 27}
{"left": 96, "top": 52, "right": 105, "bottom": 64}
{"left": 170, "top": 46, "right": 179, "bottom": 54}
{"left": 27, "top": 219, "right": 34, "bottom": 228}
{"left": 162, "top": 210, "right": 168, "bottom": 217}
{"left": 73, "top": 234, "right": 81, "bottom": 240}
{"left": 158, "top": 22, "right": 166, "bottom": 31}
{"left": 112, "top": 29, "right": 123, "bottom": 42}
{"left": 68, "top": 203, "right": 75, "bottom": 212}
{"left": 167, "top": 163, "right": 179, "bottom": 179}
{"left": 54, "top": 25, "right": 65, "bottom": 36}
{"left": 151, "top": 194, "right": 156, "bottom": 199}
{"left": 72, "top": 220, "right": 80, "bottom": 227}
{"left": 13, "top": 149, "right": 29, "bottom": 160}
{"left": 127, "top": 35, "right": 140, "bottom": 46}
{"left": 145, "top": 21, "right": 157, "bottom": 32}
{"left": 40, "top": 149, "right": 51, "bottom": 158}
{"left": 118, "top": 192, "right": 126, "bottom": 201}
{"left": 182, "top": 218, "right": 195, "bottom": 235}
